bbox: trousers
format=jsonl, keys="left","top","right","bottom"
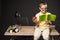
{"left": 34, "top": 27, "right": 50, "bottom": 40}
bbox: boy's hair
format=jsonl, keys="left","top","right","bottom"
{"left": 39, "top": 2, "right": 47, "bottom": 7}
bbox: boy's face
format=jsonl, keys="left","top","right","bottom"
{"left": 39, "top": 4, "right": 47, "bottom": 13}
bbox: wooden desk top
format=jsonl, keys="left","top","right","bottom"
{"left": 4, "top": 26, "right": 60, "bottom": 36}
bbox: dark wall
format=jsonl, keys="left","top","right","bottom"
{"left": 0, "top": 0, "right": 1, "bottom": 25}
{"left": 0, "top": 0, "right": 1, "bottom": 23}
{"left": 47, "top": 0, "right": 60, "bottom": 33}
{"left": 2, "top": 0, "right": 38, "bottom": 26}
{"left": 1, "top": 0, "right": 60, "bottom": 35}
{"left": 0, "top": 0, "right": 60, "bottom": 40}
{"left": 1, "top": 0, "right": 60, "bottom": 32}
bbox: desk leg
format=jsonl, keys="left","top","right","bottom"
{"left": 52, "top": 36, "right": 54, "bottom": 40}
{"left": 10, "top": 36, "right": 15, "bottom": 40}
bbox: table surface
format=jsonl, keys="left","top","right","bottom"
{"left": 4, "top": 26, "right": 60, "bottom": 36}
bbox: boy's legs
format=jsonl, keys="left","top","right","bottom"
{"left": 42, "top": 28, "right": 50, "bottom": 40}
{"left": 34, "top": 28, "right": 41, "bottom": 40}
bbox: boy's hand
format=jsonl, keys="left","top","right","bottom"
{"left": 45, "top": 20, "right": 52, "bottom": 24}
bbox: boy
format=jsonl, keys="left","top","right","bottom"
{"left": 33, "top": 2, "right": 52, "bottom": 40}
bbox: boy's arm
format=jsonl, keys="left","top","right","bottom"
{"left": 33, "top": 18, "right": 40, "bottom": 27}
{"left": 32, "top": 16, "right": 40, "bottom": 27}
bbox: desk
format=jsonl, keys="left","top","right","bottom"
{"left": 50, "top": 28, "right": 60, "bottom": 40}
{"left": 4, "top": 26, "right": 60, "bottom": 40}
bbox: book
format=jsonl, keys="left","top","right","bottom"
{"left": 39, "top": 14, "right": 56, "bottom": 22}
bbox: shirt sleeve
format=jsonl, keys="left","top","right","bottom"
{"left": 35, "top": 13, "right": 40, "bottom": 21}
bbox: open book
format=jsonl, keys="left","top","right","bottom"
{"left": 39, "top": 14, "right": 56, "bottom": 22}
